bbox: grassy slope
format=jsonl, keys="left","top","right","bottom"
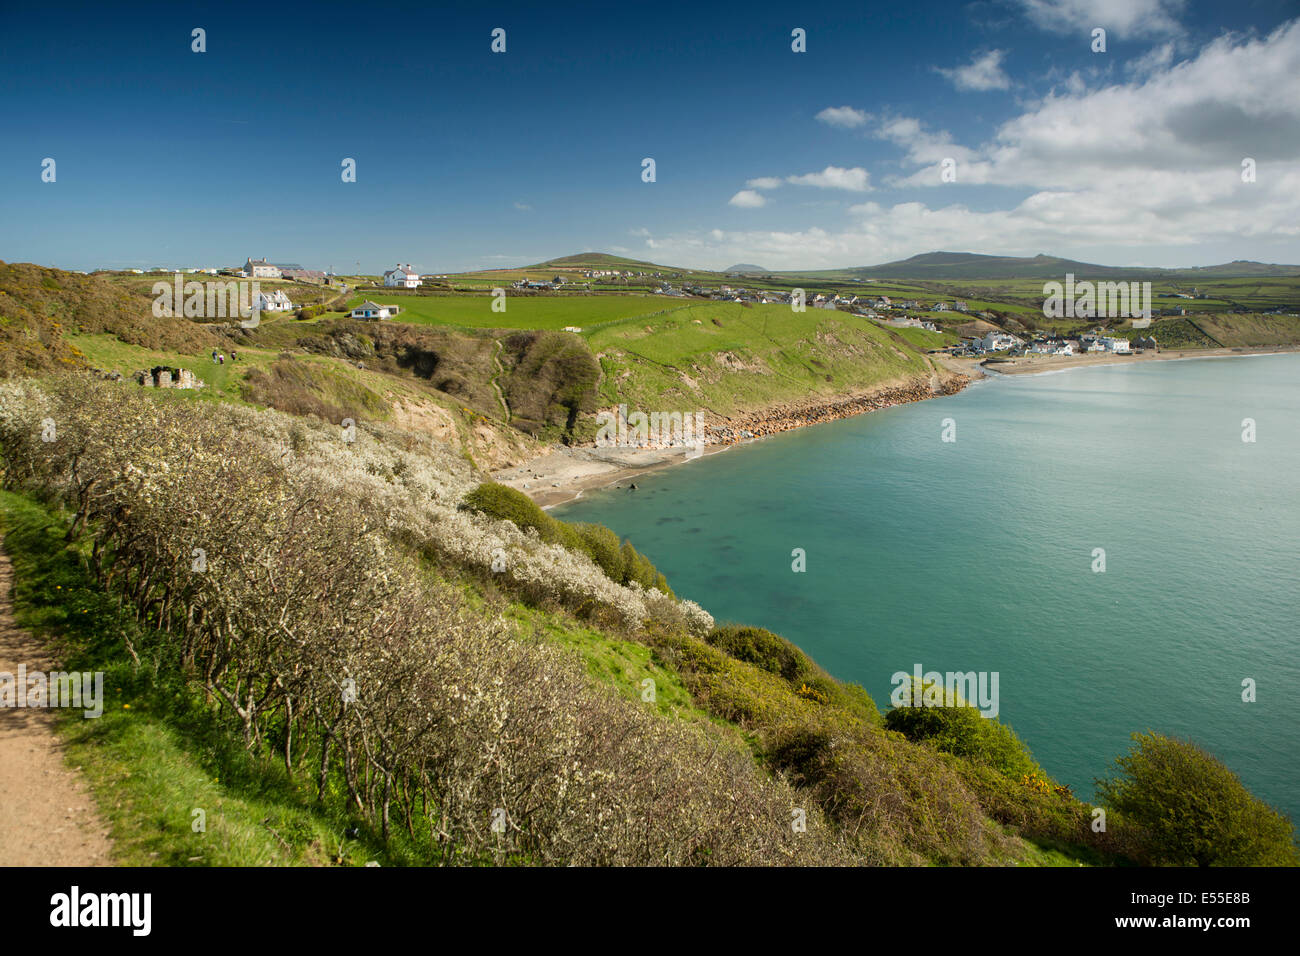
{"left": 587, "top": 301, "right": 942, "bottom": 417}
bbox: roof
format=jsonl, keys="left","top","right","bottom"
{"left": 354, "top": 300, "right": 385, "bottom": 311}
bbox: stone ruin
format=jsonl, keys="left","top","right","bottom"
{"left": 133, "top": 366, "right": 203, "bottom": 389}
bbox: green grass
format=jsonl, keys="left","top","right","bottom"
{"left": 334, "top": 293, "right": 676, "bottom": 331}
{"left": 586, "top": 301, "right": 938, "bottom": 417}
{"left": 502, "top": 600, "right": 715, "bottom": 725}
{"left": 0, "top": 491, "right": 403, "bottom": 867}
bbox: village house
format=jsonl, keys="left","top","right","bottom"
{"left": 245, "top": 257, "right": 282, "bottom": 279}
{"left": 383, "top": 264, "right": 422, "bottom": 288}
{"left": 979, "top": 331, "right": 1021, "bottom": 351}
{"left": 350, "top": 300, "right": 392, "bottom": 320}
{"left": 253, "top": 289, "right": 294, "bottom": 312}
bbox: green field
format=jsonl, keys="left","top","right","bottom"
{"left": 341, "top": 293, "right": 680, "bottom": 331}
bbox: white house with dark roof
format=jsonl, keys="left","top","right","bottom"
{"left": 253, "top": 289, "right": 294, "bottom": 312}
{"left": 383, "top": 264, "right": 421, "bottom": 288}
{"left": 350, "top": 300, "right": 392, "bottom": 320}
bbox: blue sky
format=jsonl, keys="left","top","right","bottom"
{"left": 2, "top": 0, "right": 1299, "bottom": 273}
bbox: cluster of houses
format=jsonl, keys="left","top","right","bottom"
{"left": 513, "top": 275, "right": 565, "bottom": 290}
{"left": 582, "top": 269, "right": 679, "bottom": 279}
{"left": 947, "top": 329, "right": 1159, "bottom": 358}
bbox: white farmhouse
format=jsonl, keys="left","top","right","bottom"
{"left": 383, "top": 264, "right": 421, "bottom": 288}
{"left": 253, "top": 289, "right": 294, "bottom": 312}
{"left": 1101, "top": 337, "right": 1132, "bottom": 353}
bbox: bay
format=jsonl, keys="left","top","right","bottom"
{"left": 555, "top": 354, "right": 1300, "bottom": 820}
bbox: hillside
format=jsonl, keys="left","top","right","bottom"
{"left": 0, "top": 377, "right": 1151, "bottom": 866}
{"left": 0, "top": 265, "right": 962, "bottom": 451}
{"left": 531, "top": 252, "right": 685, "bottom": 272}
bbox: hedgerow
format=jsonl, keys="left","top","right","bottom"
{"left": 0, "top": 376, "right": 829, "bottom": 865}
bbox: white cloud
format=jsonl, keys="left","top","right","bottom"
{"left": 746, "top": 176, "right": 784, "bottom": 189}
{"left": 786, "top": 166, "right": 872, "bottom": 191}
{"left": 937, "top": 50, "right": 1011, "bottom": 91}
{"left": 1014, "top": 0, "right": 1186, "bottom": 38}
{"left": 652, "top": 20, "right": 1300, "bottom": 269}
{"left": 729, "top": 189, "right": 768, "bottom": 208}
{"left": 815, "top": 106, "right": 870, "bottom": 128}
{"left": 513, "top": 201, "right": 532, "bottom": 211}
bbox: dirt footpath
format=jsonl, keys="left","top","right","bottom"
{"left": 0, "top": 547, "right": 113, "bottom": 866}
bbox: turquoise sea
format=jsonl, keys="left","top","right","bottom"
{"left": 555, "top": 354, "right": 1300, "bottom": 820}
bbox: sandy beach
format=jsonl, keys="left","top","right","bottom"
{"left": 979, "top": 345, "right": 1299, "bottom": 376}
{"left": 493, "top": 443, "right": 731, "bottom": 509}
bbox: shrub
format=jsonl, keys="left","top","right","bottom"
{"left": 706, "top": 624, "right": 878, "bottom": 724}
{"left": 884, "top": 678, "right": 1041, "bottom": 781}
{"left": 461, "top": 481, "right": 672, "bottom": 597}
{"left": 462, "top": 481, "right": 552, "bottom": 538}
{"left": 574, "top": 523, "right": 624, "bottom": 580}
{"left": 708, "top": 625, "right": 815, "bottom": 684}
{"left": 619, "top": 539, "right": 671, "bottom": 595}
{"left": 1096, "top": 732, "right": 1299, "bottom": 866}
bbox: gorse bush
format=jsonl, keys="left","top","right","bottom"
{"left": 883, "top": 678, "right": 1042, "bottom": 781}
{"left": 709, "top": 625, "right": 817, "bottom": 684}
{"left": 461, "top": 481, "right": 672, "bottom": 596}
{"left": 707, "top": 624, "right": 878, "bottom": 723}
{"left": 1096, "top": 732, "right": 1299, "bottom": 866}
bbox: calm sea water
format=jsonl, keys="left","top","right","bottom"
{"left": 556, "top": 354, "right": 1300, "bottom": 819}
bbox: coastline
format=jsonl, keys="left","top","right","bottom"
{"left": 496, "top": 369, "right": 972, "bottom": 508}
{"left": 979, "top": 344, "right": 1300, "bottom": 377}
{"left": 497, "top": 346, "right": 1299, "bottom": 509}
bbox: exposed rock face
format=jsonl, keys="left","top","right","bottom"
{"left": 133, "top": 366, "right": 202, "bottom": 389}
{"left": 705, "top": 374, "right": 970, "bottom": 444}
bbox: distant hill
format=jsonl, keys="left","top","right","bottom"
{"left": 531, "top": 252, "right": 685, "bottom": 272}
{"left": 801, "top": 251, "right": 1300, "bottom": 280}
{"left": 724, "top": 263, "right": 769, "bottom": 274}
